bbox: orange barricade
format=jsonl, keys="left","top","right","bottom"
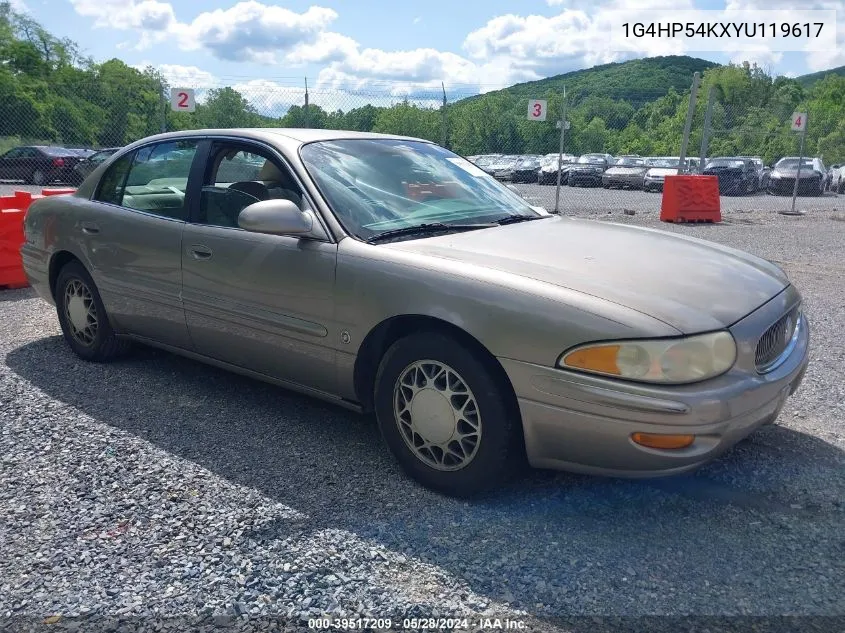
{"left": 660, "top": 175, "right": 721, "bottom": 223}
{"left": 0, "top": 188, "right": 76, "bottom": 289}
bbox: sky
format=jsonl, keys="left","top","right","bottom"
{"left": 10, "top": 0, "right": 845, "bottom": 108}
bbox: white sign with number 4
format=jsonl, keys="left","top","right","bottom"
{"left": 527, "top": 99, "right": 547, "bottom": 122}
{"left": 171, "top": 88, "right": 196, "bottom": 112}
{"left": 791, "top": 112, "right": 807, "bottom": 132}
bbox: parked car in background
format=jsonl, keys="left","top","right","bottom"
{"left": 702, "top": 157, "right": 760, "bottom": 195}
{"left": 538, "top": 153, "right": 576, "bottom": 185}
{"left": 0, "top": 145, "right": 84, "bottom": 185}
{"left": 568, "top": 153, "right": 612, "bottom": 187}
{"left": 767, "top": 157, "right": 826, "bottom": 196}
{"left": 602, "top": 156, "right": 648, "bottom": 189}
{"left": 510, "top": 155, "right": 543, "bottom": 183}
{"left": 484, "top": 155, "right": 520, "bottom": 180}
{"left": 472, "top": 155, "right": 499, "bottom": 171}
{"left": 20, "top": 128, "right": 810, "bottom": 497}
{"left": 735, "top": 156, "right": 770, "bottom": 190}
{"left": 829, "top": 164, "right": 844, "bottom": 193}
{"left": 70, "top": 147, "right": 122, "bottom": 184}
{"left": 642, "top": 157, "right": 698, "bottom": 192}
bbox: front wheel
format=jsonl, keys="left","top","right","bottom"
{"left": 55, "top": 261, "right": 131, "bottom": 362}
{"left": 374, "top": 332, "right": 523, "bottom": 497}
{"left": 30, "top": 169, "right": 46, "bottom": 185}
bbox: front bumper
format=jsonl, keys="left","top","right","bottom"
{"left": 643, "top": 178, "right": 664, "bottom": 191}
{"left": 569, "top": 170, "right": 603, "bottom": 186}
{"left": 501, "top": 286, "right": 809, "bottom": 477}
{"left": 602, "top": 173, "right": 645, "bottom": 188}
{"left": 767, "top": 177, "right": 821, "bottom": 196}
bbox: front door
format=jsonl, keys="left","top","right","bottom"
{"left": 180, "top": 140, "right": 338, "bottom": 394}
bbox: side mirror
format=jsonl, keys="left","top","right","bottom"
{"left": 238, "top": 198, "right": 313, "bottom": 235}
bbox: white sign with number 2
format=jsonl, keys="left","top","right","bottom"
{"left": 791, "top": 112, "right": 807, "bottom": 132}
{"left": 527, "top": 99, "right": 547, "bottom": 122}
{"left": 171, "top": 88, "right": 196, "bottom": 112}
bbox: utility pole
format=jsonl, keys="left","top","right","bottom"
{"left": 304, "top": 77, "right": 310, "bottom": 128}
{"left": 699, "top": 86, "right": 715, "bottom": 171}
{"left": 678, "top": 72, "right": 701, "bottom": 174}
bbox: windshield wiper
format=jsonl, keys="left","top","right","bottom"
{"left": 496, "top": 214, "right": 551, "bottom": 225}
{"left": 365, "top": 222, "right": 496, "bottom": 244}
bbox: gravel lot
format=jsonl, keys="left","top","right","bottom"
{"left": 1, "top": 196, "right": 844, "bottom": 631}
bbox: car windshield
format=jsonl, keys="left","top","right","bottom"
{"left": 577, "top": 155, "right": 605, "bottom": 164}
{"left": 650, "top": 158, "right": 680, "bottom": 168}
{"left": 707, "top": 159, "right": 745, "bottom": 168}
{"left": 474, "top": 156, "right": 495, "bottom": 167}
{"left": 776, "top": 158, "right": 814, "bottom": 169}
{"left": 299, "top": 139, "right": 538, "bottom": 241}
{"left": 517, "top": 157, "right": 539, "bottom": 168}
{"left": 39, "top": 146, "right": 72, "bottom": 156}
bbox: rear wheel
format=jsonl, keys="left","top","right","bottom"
{"left": 374, "top": 332, "right": 523, "bottom": 497}
{"left": 30, "top": 169, "right": 46, "bottom": 185}
{"left": 55, "top": 261, "right": 130, "bottom": 362}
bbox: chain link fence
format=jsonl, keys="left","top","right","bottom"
{"left": 1, "top": 73, "right": 842, "bottom": 214}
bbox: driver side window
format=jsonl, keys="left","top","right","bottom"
{"left": 198, "top": 143, "right": 304, "bottom": 229}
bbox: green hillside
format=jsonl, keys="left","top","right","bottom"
{"left": 461, "top": 56, "right": 719, "bottom": 106}
{"left": 796, "top": 65, "right": 845, "bottom": 88}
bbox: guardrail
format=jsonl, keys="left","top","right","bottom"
{"left": 0, "top": 188, "right": 76, "bottom": 289}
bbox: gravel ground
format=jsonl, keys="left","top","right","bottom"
{"left": 1, "top": 203, "right": 844, "bottom": 632}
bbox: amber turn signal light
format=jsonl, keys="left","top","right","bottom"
{"left": 631, "top": 432, "right": 695, "bottom": 450}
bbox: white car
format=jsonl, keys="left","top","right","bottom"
{"left": 642, "top": 157, "right": 700, "bottom": 192}
{"left": 829, "top": 164, "right": 844, "bottom": 193}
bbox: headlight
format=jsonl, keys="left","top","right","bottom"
{"left": 770, "top": 172, "right": 781, "bottom": 179}
{"left": 557, "top": 331, "right": 737, "bottom": 384}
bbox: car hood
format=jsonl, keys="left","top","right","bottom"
{"left": 606, "top": 166, "right": 647, "bottom": 175}
{"left": 571, "top": 163, "right": 604, "bottom": 170}
{"left": 384, "top": 217, "right": 788, "bottom": 334}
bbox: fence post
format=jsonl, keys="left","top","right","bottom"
{"left": 783, "top": 122, "right": 808, "bottom": 216}
{"left": 304, "top": 77, "right": 310, "bottom": 128}
{"left": 699, "top": 86, "right": 715, "bottom": 170}
{"left": 678, "top": 72, "right": 701, "bottom": 174}
{"left": 441, "top": 82, "right": 448, "bottom": 148}
{"left": 554, "top": 85, "right": 567, "bottom": 214}
{"left": 160, "top": 78, "right": 167, "bottom": 133}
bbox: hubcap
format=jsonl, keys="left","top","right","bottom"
{"left": 393, "top": 360, "right": 481, "bottom": 471}
{"left": 64, "top": 279, "right": 98, "bottom": 345}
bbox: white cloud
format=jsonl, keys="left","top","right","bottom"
{"left": 69, "top": 0, "right": 176, "bottom": 30}
{"left": 413, "top": 16, "right": 421, "bottom": 25}
{"left": 168, "top": 2, "right": 338, "bottom": 63}
{"left": 8, "top": 0, "right": 28, "bottom": 12}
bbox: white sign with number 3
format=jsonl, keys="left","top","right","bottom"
{"left": 791, "top": 112, "right": 807, "bottom": 132}
{"left": 527, "top": 99, "right": 547, "bottom": 122}
{"left": 171, "top": 88, "right": 196, "bottom": 112}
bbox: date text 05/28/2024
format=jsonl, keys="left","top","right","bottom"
{"left": 308, "top": 617, "right": 528, "bottom": 630}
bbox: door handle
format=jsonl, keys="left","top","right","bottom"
{"left": 189, "top": 245, "right": 213, "bottom": 260}
{"left": 81, "top": 222, "right": 100, "bottom": 235}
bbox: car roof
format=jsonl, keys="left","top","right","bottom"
{"left": 127, "top": 128, "right": 427, "bottom": 146}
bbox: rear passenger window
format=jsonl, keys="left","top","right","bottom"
{"left": 95, "top": 152, "right": 134, "bottom": 205}
{"left": 120, "top": 140, "right": 199, "bottom": 220}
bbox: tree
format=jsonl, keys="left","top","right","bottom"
{"left": 198, "top": 87, "right": 258, "bottom": 128}
{"left": 372, "top": 101, "right": 440, "bottom": 141}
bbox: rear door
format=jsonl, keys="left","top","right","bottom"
{"left": 82, "top": 138, "right": 200, "bottom": 348}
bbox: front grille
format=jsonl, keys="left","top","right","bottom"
{"left": 755, "top": 307, "right": 800, "bottom": 372}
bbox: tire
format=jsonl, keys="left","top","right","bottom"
{"left": 31, "top": 169, "right": 46, "bottom": 186}
{"left": 55, "top": 261, "right": 131, "bottom": 362}
{"left": 374, "top": 332, "right": 523, "bottom": 497}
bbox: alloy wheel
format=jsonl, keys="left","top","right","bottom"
{"left": 393, "top": 360, "right": 481, "bottom": 471}
{"left": 64, "top": 278, "right": 99, "bottom": 346}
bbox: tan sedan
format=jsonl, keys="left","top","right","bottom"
{"left": 20, "top": 129, "right": 810, "bottom": 496}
